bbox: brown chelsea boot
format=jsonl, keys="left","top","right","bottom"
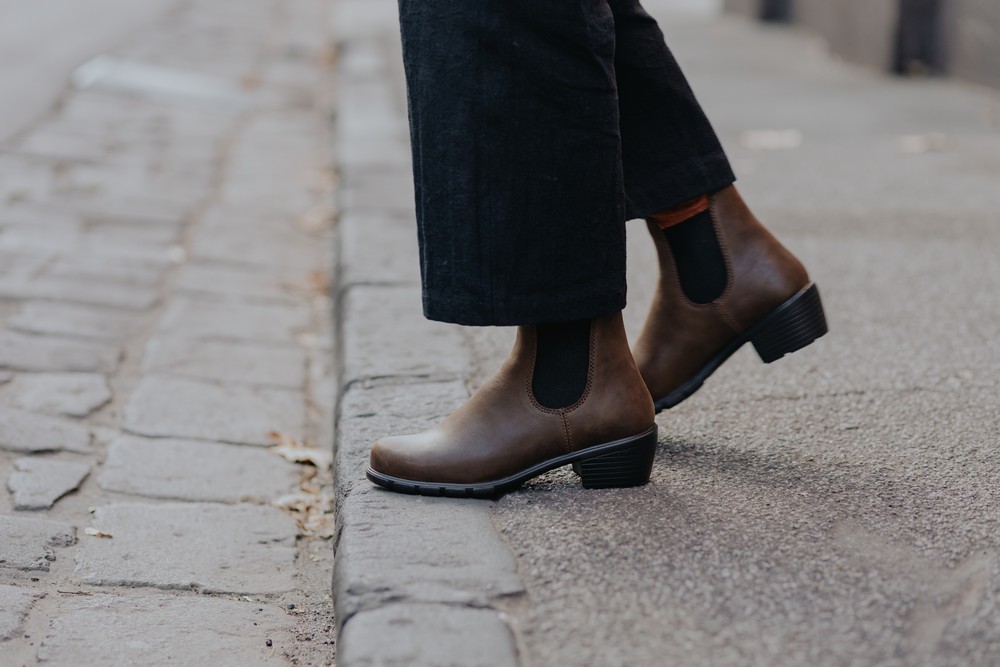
{"left": 368, "top": 312, "right": 657, "bottom": 497}
{"left": 634, "top": 185, "right": 828, "bottom": 412}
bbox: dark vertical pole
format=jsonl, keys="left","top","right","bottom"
{"left": 894, "top": 0, "right": 945, "bottom": 74}
{"left": 760, "top": 0, "right": 793, "bottom": 22}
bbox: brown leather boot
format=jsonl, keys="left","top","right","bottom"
{"left": 368, "top": 312, "right": 657, "bottom": 497}
{"left": 634, "top": 186, "right": 828, "bottom": 412}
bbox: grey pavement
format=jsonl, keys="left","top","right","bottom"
{"left": 331, "top": 1, "right": 1000, "bottom": 666}
{"left": 1, "top": 0, "right": 337, "bottom": 665}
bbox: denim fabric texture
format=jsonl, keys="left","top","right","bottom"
{"left": 398, "top": 0, "right": 735, "bottom": 326}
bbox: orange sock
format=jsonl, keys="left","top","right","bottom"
{"left": 648, "top": 194, "right": 710, "bottom": 229}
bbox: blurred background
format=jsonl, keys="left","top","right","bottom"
{"left": 724, "top": 0, "right": 1000, "bottom": 88}
{"left": 2, "top": 0, "right": 997, "bottom": 146}
{"left": 0, "top": 0, "right": 175, "bottom": 142}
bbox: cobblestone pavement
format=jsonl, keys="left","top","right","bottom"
{"left": 1, "top": 1, "right": 337, "bottom": 664}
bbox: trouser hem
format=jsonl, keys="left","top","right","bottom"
{"left": 423, "top": 287, "right": 627, "bottom": 326}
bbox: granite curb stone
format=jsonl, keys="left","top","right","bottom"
{"left": 331, "top": 3, "right": 526, "bottom": 663}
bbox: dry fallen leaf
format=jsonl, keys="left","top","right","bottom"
{"left": 84, "top": 527, "right": 113, "bottom": 538}
{"left": 268, "top": 432, "right": 335, "bottom": 539}
{"left": 267, "top": 432, "right": 333, "bottom": 471}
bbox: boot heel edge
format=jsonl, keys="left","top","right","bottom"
{"left": 576, "top": 427, "right": 658, "bottom": 489}
{"left": 751, "top": 283, "right": 828, "bottom": 363}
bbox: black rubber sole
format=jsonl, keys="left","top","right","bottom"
{"left": 654, "top": 282, "right": 828, "bottom": 413}
{"left": 366, "top": 424, "right": 659, "bottom": 498}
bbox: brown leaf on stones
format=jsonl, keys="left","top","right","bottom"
{"left": 316, "top": 45, "right": 338, "bottom": 68}
{"left": 279, "top": 269, "right": 331, "bottom": 298}
{"left": 240, "top": 74, "right": 262, "bottom": 90}
{"left": 84, "top": 527, "right": 113, "bottom": 538}
{"left": 267, "top": 431, "right": 332, "bottom": 470}
{"left": 268, "top": 432, "right": 334, "bottom": 540}
{"left": 295, "top": 206, "right": 335, "bottom": 234}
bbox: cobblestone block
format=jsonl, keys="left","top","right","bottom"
{"left": 7, "top": 302, "right": 138, "bottom": 341}
{"left": 123, "top": 376, "right": 304, "bottom": 445}
{"left": 331, "top": 0, "right": 400, "bottom": 40}
{"left": 45, "top": 255, "right": 168, "bottom": 286}
{"left": 0, "top": 276, "right": 159, "bottom": 311}
{"left": 340, "top": 168, "right": 415, "bottom": 214}
{"left": 0, "top": 516, "right": 76, "bottom": 572}
{"left": 173, "top": 262, "right": 297, "bottom": 304}
{"left": 0, "top": 407, "right": 91, "bottom": 454}
{"left": 156, "top": 298, "right": 310, "bottom": 345}
{"left": 4, "top": 372, "right": 111, "bottom": 417}
{"left": 50, "top": 198, "right": 189, "bottom": 228}
{"left": 36, "top": 594, "right": 297, "bottom": 666}
{"left": 337, "top": 89, "right": 407, "bottom": 141}
{"left": 335, "top": 488, "right": 525, "bottom": 622}
{"left": 142, "top": 337, "right": 306, "bottom": 388}
{"left": 343, "top": 286, "right": 470, "bottom": 384}
{"left": 340, "top": 604, "right": 519, "bottom": 667}
{"left": 15, "top": 130, "right": 109, "bottom": 161}
{"left": 8, "top": 458, "right": 91, "bottom": 510}
{"left": 0, "top": 222, "right": 85, "bottom": 254}
{"left": 0, "top": 253, "right": 49, "bottom": 280}
{"left": 0, "top": 331, "right": 119, "bottom": 373}
{"left": 338, "top": 136, "right": 412, "bottom": 170}
{"left": 0, "top": 205, "right": 79, "bottom": 229}
{"left": 74, "top": 503, "right": 297, "bottom": 593}
{"left": 99, "top": 435, "right": 299, "bottom": 502}
{"left": 191, "top": 225, "right": 327, "bottom": 270}
{"left": 339, "top": 212, "right": 419, "bottom": 286}
{"left": 0, "top": 585, "right": 43, "bottom": 641}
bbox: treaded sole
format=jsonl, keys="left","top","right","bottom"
{"left": 366, "top": 424, "right": 658, "bottom": 498}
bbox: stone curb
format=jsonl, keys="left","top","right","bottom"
{"left": 329, "top": 1, "right": 525, "bottom": 665}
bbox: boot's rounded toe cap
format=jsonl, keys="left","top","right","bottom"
{"left": 369, "top": 431, "right": 458, "bottom": 482}
{"left": 369, "top": 435, "right": 410, "bottom": 477}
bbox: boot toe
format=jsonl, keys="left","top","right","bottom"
{"left": 369, "top": 435, "right": 409, "bottom": 477}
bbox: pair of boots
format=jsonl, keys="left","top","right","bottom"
{"left": 368, "top": 187, "right": 828, "bottom": 497}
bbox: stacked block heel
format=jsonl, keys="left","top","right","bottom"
{"left": 751, "top": 283, "right": 828, "bottom": 363}
{"left": 574, "top": 427, "right": 658, "bottom": 489}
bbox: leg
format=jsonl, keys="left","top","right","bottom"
{"left": 370, "top": 1, "right": 657, "bottom": 496}
{"left": 610, "top": 2, "right": 828, "bottom": 408}
{"left": 398, "top": 0, "right": 627, "bottom": 326}
{"left": 609, "top": 0, "right": 735, "bottom": 218}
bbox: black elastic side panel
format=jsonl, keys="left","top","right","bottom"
{"left": 663, "top": 210, "right": 728, "bottom": 304}
{"left": 532, "top": 320, "right": 592, "bottom": 410}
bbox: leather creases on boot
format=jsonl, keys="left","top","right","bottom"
{"left": 368, "top": 312, "right": 657, "bottom": 497}
{"left": 634, "top": 185, "right": 828, "bottom": 412}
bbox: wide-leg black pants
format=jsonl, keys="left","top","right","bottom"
{"left": 398, "top": 0, "right": 734, "bottom": 325}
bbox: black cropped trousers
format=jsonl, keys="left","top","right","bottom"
{"left": 398, "top": 0, "right": 734, "bottom": 325}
